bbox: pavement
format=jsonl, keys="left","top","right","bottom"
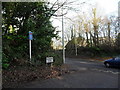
{"left": 21, "top": 58, "right": 120, "bottom": 88}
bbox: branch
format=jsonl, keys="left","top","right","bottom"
{"left": 53, "top": 11, "right": 68, "bottom": 17}
{"left": 49, "top": 0, "right": 59, "bottom": 11}
{"left": 50, "top": 0, "right": 68, "bottom": 17}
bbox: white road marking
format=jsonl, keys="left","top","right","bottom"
{"left": 79, "top": 61, "right": 94, "bottom": 64}
{"left": 91, "top": 69, "right": 119, "bottom": 74}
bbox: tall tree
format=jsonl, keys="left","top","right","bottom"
{"left": 91, "top": 8, "right": 101, "bottom": 47}
{"left": 2, "top": 2, "right": 66, "bottom": 66}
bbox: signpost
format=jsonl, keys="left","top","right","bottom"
{"left": 29, "top": 31, "right": 33, "bottom": 63}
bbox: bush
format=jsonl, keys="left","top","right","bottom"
{"left": 2, "top": 2, "right": 58, "bottom": 69}
{"left": 29, "top": 50, "right": 63, "bottom": 66}
{"left": 2, "top": 63, "right": 9, "bottom": 69}
{"left": 42, "top": 51, "right": 63, "bottom": 66}
{"left": 2, "top": 53, "right": 10, "bottom": 69}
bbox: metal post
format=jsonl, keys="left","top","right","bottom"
{"left": 62, "top": 6, "right": 65, "bottom": 64}
{"left": 29, "top": 39, "right": 31, "bottom": 63}
{"left": 75, "top": 39, "right": 78, "bottom": 56}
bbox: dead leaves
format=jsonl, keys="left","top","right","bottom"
{"left": 2, "top": 65, "right": 70, "bottom": 88}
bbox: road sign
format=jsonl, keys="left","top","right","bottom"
{"left": 46, "top": 57, "right": 53, "bottom": 63}
{"left": 29, "top": 31, "right": 33, "bottom": 40}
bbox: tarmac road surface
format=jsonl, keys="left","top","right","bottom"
{"left": 21, "top": 58, "right": 120, "bottom": 88}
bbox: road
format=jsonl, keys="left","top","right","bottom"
{"left": 22, "top": 58, "right": 120, "bottom": 88}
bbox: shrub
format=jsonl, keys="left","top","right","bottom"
{"left": 2, "top": 53, "right": 10, "bottom": 69}
{"left": 42, "top": 51, "right": 63, "bottom": 66}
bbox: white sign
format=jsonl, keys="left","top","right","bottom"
{"left": 46, "top": 57, "right": 53, "bottom": 63}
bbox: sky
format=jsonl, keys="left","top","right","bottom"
{"left": 94, "top": 0, "right": 119, "bottom": 16}
{"left": 49, "top": 0, "right": 120, "bottom": 48}
{"left": 50, "top": 0, "right": 120, "bottom": 29}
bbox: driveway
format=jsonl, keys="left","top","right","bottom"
{"left": 21, "top": 58, "right": 120, "bottom": 88}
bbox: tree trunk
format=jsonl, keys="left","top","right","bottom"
{"left": 108, "top": 22, "right": 111, "bottom": 43}
{"left": 85, "top": 32, "right": 89, "bottom": 46}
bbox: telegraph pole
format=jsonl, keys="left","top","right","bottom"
{"left": 62, "top": 5, "right": 65, "bottom": 64}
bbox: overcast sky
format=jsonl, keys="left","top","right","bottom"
{"left": 50, "top": 0, "right": 120, "bottom": 32}
{"left": 49, "top": 0, "right": 120, "bottom": 46}
{"left": 94, "top": 0, "right": 119, "bottom": 15}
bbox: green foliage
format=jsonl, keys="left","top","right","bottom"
{"left": 80, "top": 47, "right": 101, "bottom": 56}
{"left": 40, "top": 51, "right": 63, "bottom": 66}
{"left": 2, "top": 2, "right": 58, "bottom": 68}
{"left": 2, "top": 63, "right": 9, "bottom": 69}
{"left": 2, "top": 53, "right": 10, "bottom": 69}
{"left": 89, "top": 47, "right": 100, "bottom": 51}
{"left": 53, "top": 54, "right": 63, "bottom": 66}
{"left": 29, "top": 51, "right": 63, "bottom": 66}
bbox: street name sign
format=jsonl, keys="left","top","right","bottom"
{"left": 46, "top": 57, "right": 53, "bottom": 63}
